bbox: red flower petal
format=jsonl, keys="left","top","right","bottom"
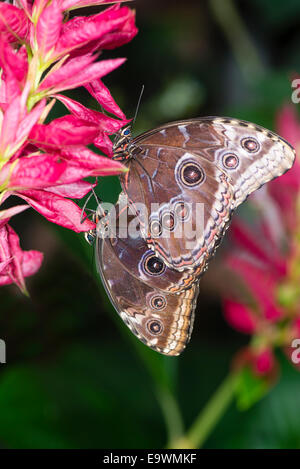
{"left": 21, "top": 250, "right": 44, "bottom": 278}
{"left": 0, "top": 205, "right": 29, "bottom": 226}
{"left": 0, "top": 3, "right": 29, "bottom": 43}
{"left": 227, "top": 255, "right": 283, "bottom": 322}
{"left": 0, "top": 40, "right": 28, "bottom": 95}
{"left": 29, "top": 115, "right": 99, "bottom": 148}
{"left": 253, "top": 347, "right": 275, "bottom": 376}
{"left": 230, "top": 220, "right": 286, "bottom": 278}
{"left": 36, "top": 0, "right": 63, "bottom": 56}
{"left": 96, "top": 8, "right": 137, "bottom": 50}
{"left": 0, "top": 248, "right": 43, "bottom": 288}
{"left": 4, "top": 223, "right": 26, "bottom": 290}
{"left": 85, "top": 79, "right": 125, "bottom": 119}
{"left": 8, "top": 154, "right": 68, "bottom": 190}
{"left": 16, "top": 189, "right": 96, "bottom": 232}
{"left": 16, "top": 99, "right": 46, "bottom": 144}
{"left": 0, "top": 95, "right": 21, "bottom": 153}
{"left": 18, "top": 1, "right": 32, "bottom": 15}
{"left": 59, "top": 146, "right": 126, "bottom": 174}
{"left": 55, "top": 6, "right": 134, "bottom": 57}
{"left": 39, "top": 55, "right": 125, "bottom": 94}
{"left": 0, "top": 223, "right": 42, "bottom": 291}
{"left": 268, "top": 105, "right": 300, "bottom": 230}
{"left": 40, "top": 54, "right": 94, "bottom": 91}
{"left": 276, "top": 105, "right": 300, "bottom": 149}
{"left": 7, "top": 149, "right": 125, "bottom": 191}
{"left": 93, "top": 131, "right": 114, "bottom": 157}
{"left": 223, "top": 299, "right": 258, "bottom": 334}
{"left": 45, "top": 181, "right": 95, "bottom": 199}
{"left": 0, "top": 97, "right": 45, "bottom": 155}
{"left": 61, "top": 0, "right": 130, "bottom": 11}
{"left": 0, "top": 257, "right": 12, "bottom": 274}
{"left": 55, "top": 94, "right": 129, "bottom": 132}
{"left": 233, "top": 346, "right": 278, "bottom": 380}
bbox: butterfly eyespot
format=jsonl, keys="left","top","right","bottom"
{"left": 241, "top": 137, "right": 260, "bottom": 153}
{"left": 122, "top": 128, "right": 130, "bottom": 136}
{"left": 147, "top": 319, "right": 163, "bottom": 335}
{"left": 174, "top": 201, "right": 190, "bottom": 221}
{"left": 161, "top": 211, "right": 176, "bottom": 231}
{"left": 222, "top": 153, "right": 239, "bottom": 169}
{"left": 178, "top": 162, "right": 205, "bottom": 187}
{"left": 150, "top": 295, "right": 166, "bottom": 310}
{"left": 143, "top": 253, "right": 165, "bottom": 276}
{"left": 150, "top": 219, "right": 162, "bottom": 238}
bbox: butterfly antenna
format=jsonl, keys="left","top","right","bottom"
{"left": 91, "top": 181, "right": 101, "bottom": 206}
{"left": 132, "top": 84, "right": 145, "bottom": 128}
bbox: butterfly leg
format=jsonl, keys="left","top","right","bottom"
{"left": 81, "top": 184, "right": 112, "bottom": 244}
{"left": 81, "top": 182, "right": 103, "bottom": 244}
{"left": 80, "top": 180, "right": 105, "bottom": 223}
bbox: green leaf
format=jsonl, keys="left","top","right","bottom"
{"left": 205, "top": 353, "right": 300, "bottom": 448}
{"left": 235, "top": 366, "right": 269, "bottom": 411}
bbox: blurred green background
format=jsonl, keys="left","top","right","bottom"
{"left": 1, "top": 0, "right": 300, "bottom": 449}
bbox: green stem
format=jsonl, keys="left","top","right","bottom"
{"left": 169, "top": 371, "right": 239, "bottom": 449}
{"left": 157, "top": 385, "right": 185, "bottom": 445}
{"left": 132, "top": 343, "right": 185, "bottom": 444}
{"left": 209, "top": 0, "right": 265, "bottom": 82}
{"left": 91, "top": 265, "right": 185, "bottom": 444}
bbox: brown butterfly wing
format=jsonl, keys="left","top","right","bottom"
{"left": 97, "top": 233, "right": 199, "bottom": 356}
{"left": 168, "top": 117, "right": 296, "bottom": 208}
{"left": 120, "top": 145, "right": 233, "bottom": 271}
{"left": 130, "top": 117, "right": 296, "bottom": 207}
{"left": 103, "top": 193, "right": 202, "bottom": 292}
{"left": 120, "top": 117, "right": 295, "bottom": 271}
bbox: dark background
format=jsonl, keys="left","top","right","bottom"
{"left": 1, "top": 0, "right": 300, "bottom": 448}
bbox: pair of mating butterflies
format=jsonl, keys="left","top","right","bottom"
{"left": 87, "top": 117, "right": 295, "bottom": 356}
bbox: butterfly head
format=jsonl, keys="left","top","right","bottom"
{"left": 113, "top": 125, "right": 132, "bottom": 161}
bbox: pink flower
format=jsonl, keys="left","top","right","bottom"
{"left": 234, "top": 346, "right": 277, "bottom": 379}
{"left": 0, "top": 210, "right": 43, "bottom": 292}
{"left": 54, "top": 94, "right": 129, "bottom": 156}
{"left": 0, "top": 0, "right": 137, "bottom": 290}
{"left": 15, "top": 189, "right": 96, "bottom": 232}
{"left": 0, "top": 3, "right": 30, "bottom": 44}
{"left": 269, "top": 106, "right": 300, "bottom": 231}
{"left": 53, "top": 4, "right": 137, "bottom": 59}
{"left": 0, "top": 38, "right": 28, "bottom": 105}
{"left": 223, "top": 105, "right": 300, "bottom": 383}
{"left": 86, "top": 79, "right": 126, "bottom": 120}
{"left": 223, "top": 299, "right": 258, "bottom": 334}
{"left": 29, "top": 115, "right": 101, "bottom": 147}
{"left": 0, "top": 91, "right": 46, "bottom": 159}
{"left": 60, "top": 0, "right": 131, "bottom": 12}
{"left": 38, "top": 56, "right": 126, "bottom": 95}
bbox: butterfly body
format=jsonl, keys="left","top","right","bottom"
{"left": 94, "top": 117, "right": 295, "bottom": 355}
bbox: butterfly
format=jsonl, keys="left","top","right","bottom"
{"left": 91, "top": 117, "right": 295, "bottom": 356}
{"left": 96, "top": 198, "right": 200, "bottom": 355}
